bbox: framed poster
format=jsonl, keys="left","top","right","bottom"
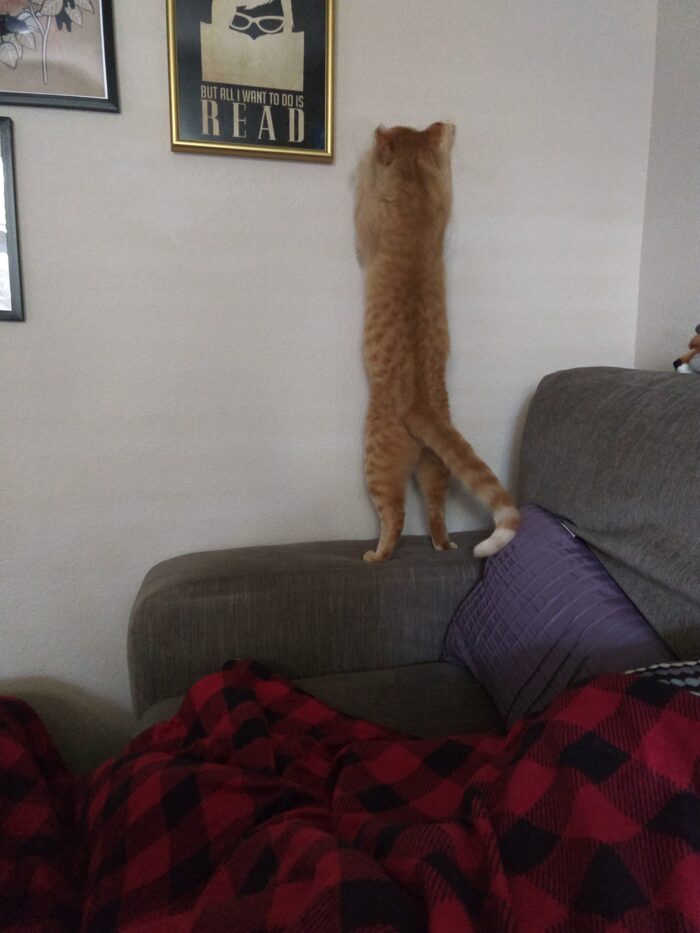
{"left": 167, "top": 0, "right": 334, "bottom": 161}
{"left": 0, "top": 118, "right": 22, "bottom": 321}
{"left": 0, "top": 0, "right": 118, "bottom": 112}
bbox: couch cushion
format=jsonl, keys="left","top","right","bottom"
{"left": 136, "top": 662, "right": 503, "bottom": 737}
{"left": 296, "top": 662, "right": 503, "bottom": 736}
{"left": 519, "top": 367, "right": 700, "bottom": 659}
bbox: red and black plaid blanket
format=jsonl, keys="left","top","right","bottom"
{"left": 2, "top": 660, "right": 700, "bottom": 932}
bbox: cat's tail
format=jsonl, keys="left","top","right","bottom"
{"left": 408, "top": 414, "right": 520, "bottom": 558}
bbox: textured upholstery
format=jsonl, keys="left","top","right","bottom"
{"left": 129, "top": 532, "right": 485, "bottom": 718}
{"left": 136, "top": 661, "right": 503, "bottom": 737}
{"left": 519, "top": 367, "right": 700, "bottom": 659}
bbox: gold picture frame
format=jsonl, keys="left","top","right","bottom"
{"left": 167, "top": 0, "right": 334, "bottom": 161}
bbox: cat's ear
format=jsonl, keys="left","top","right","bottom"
{"left": 374, "top": 126, "right": 394, "bottom": 166}
{"left": 427, "top": 122, "right": 456, "bottom": 152}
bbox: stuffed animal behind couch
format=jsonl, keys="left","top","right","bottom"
{"left": 673, "top": 324, "right": 700, "bottom": 373}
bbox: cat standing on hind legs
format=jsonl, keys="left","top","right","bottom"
{"left": 354, "top": 121, "right": 520, "bottom": 563}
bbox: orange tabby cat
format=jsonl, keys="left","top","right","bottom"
{"left": 355, "top": 121, "right": 520, "bottom": 563}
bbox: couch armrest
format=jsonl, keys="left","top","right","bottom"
{"left": 128, "top": 532, "right": 485, "bottom": 717}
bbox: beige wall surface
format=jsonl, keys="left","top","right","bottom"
{"left": 636, "top": 0, "right": 700, "bottom": 370}
{"left": 0, "top": 0, "right": 657, "bottom": 770}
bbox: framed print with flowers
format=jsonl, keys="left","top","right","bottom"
{"left": 0, "top": 0, "right": 118, "bottom": 112}
{"left": 167, "top": 0, "right": 333, "bottom": 161}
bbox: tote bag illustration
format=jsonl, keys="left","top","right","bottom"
{"left": 201, "top": 0, "right": 305, "bottom": 91}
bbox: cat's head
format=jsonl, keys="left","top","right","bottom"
{"left": 355, "top": 122, "right": 455, "bottom": 263}
{"left": 372, "top": 121, "right": 455, "bottom": 173}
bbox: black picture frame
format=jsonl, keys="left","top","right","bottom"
{"left": 167, "top": 0, "right": 333, "bottom": 161}
{"left": 0, "top": 1, "right": 118, "bottom": 113}
{"left": 0, "top": 118, "right": 22, "bottom": 322}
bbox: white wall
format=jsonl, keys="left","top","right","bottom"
{"left": 0, "top": 0, "right": 657, "bottom": 770}
{"left": 636, "top": 0, "right": 700, "bottom": 369}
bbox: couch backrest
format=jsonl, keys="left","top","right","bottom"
{"left": 519, "top": 367, "right": 700, "bottom": 659}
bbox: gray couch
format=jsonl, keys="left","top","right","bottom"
{"left": 129, "top": 367, "right": 700, "bottom": 735}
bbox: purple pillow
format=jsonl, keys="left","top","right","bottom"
{"left": 442, "top": 505, "right": 674, "bottom": 725}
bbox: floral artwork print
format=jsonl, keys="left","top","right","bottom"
{"left": 0, "top": 0, "right": 95, "bottom": 85}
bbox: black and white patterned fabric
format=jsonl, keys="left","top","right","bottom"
{"left": 627, "top": 660, "right": 700, "bottom": 698}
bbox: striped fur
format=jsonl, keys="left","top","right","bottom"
{"left": 355, "top": 122, "right": 520, "bottom": 563}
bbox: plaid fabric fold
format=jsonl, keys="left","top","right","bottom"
{"left": 0, "top": 697, "right": 81, "bottom": 931}
{"left": 2, "top": 660, "right": 700, "bottom": 932}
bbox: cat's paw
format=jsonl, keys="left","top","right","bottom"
{"left": 432, "top": 540, "right": 458, "bottom": 551}
{"left": 363, "top": 550, "right": 381, "bottom": 563}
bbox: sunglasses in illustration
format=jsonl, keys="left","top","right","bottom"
{"left": 230, "top": 11, "right": 283, "bottom": 35}
{"left": 230, "top": 0, "right": 295, "bottom": 39}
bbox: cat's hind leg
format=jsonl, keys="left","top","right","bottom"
{"left": 364, "top": 415, "right": 419, "bottom": 563}
{"left": 408, "top": 413, "right": 520, "bottom": 558}
{"left": 415, "top": 447, "right": 456, "bottom": 551}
